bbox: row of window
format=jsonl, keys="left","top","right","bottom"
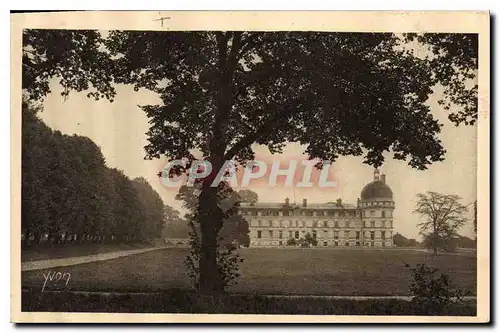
{"left": 251, "top": 220, "right": 393, "bottom": 228}
{"left": 241, "top": 209, "right": 393, "bottom": 218}
{"left": 241, "top": 210, "right": 358, "bottom": 217}
{"left": 250, "top": 241, "right": 393, "bottom": 247}
{"left": 255, "top": 230, "right": 390, "bottom": 240}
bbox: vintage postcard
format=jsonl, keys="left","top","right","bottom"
{"left": 11, "top": 11, "right": 490, "bottom": 323}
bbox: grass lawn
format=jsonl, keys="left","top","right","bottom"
{"left": 21, "top": 243, "right": 157, "bottom": 262}
{"left": 21, "top": 247, "right": 476, "bottom": 296}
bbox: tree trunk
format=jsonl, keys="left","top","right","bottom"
{"left": 198, "top": 182, "right": 224, "bottom": 293}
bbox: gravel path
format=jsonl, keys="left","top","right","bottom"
{"left": 21, "top": 247, "right": 165, "bottom": 272}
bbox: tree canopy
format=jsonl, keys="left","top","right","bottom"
{"left": 22, "top": 102, "right": 165, "bottom": 246}
{"left": 413, "top": 191, "right": 469, "bottom": 253}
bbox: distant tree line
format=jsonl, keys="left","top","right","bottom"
{"left": 393, "top": 233, "right": 421, "bottom": 248}
{"left": 22, "top": 102, "right": 165, "bottom": 247}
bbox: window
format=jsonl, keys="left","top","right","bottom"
{"left": 356, "top": 241, "right": 361, "bottom": 247}
{"left": 371, "top": 211, "right": 375, "bottom": 217}
{"left": 269, "top": 220, "right": 273, "bottom": 227}
{"left": 306, "top": 211, "right": 313, "bottom": 216}
{"left": 334, "top": 231, "right": 339, "bottom": 239}
{"left": 381, "top": 221, "right": 386, "bottom": 228}
{"left": 370, "top": 231, "right": 375, "bottom": 240}
{"left": 279, "top": 231, "right": 283, "bottom": 239}
{"left": 382, "top": 242, "right": 386, "bottom": 247}
{"left": 269, "top": 230, "right": 273, "bottom": 238}
{"left": 257, "top": 231, "right": 262, "bottom": 238}
{"left": 323, "top": 241, "right": 328, "bottom": 246}
{"left": 313, "top": 221, "right": 318, "bottom": 228}
{"left": 339, "top": 211, "right": 345, "bottom": 217}
{"left": 279, "top": 241, "right": 283, "bottom": 246}
{"left": 295, "top": 231, "right": 300, "bottom": 239}
{"left": 323, "top": 221, "right": 328, "bottom": 228}
{"left": 258, "top": 220, "right": 262, "bottom": 227}
{"left": 312, "top": 230, "right": 317, "bottom": 239}
{"left": 345, "top": 221, "right": 350, "bottom": 228}
{"left": 382, "top": 210, "right": 386, "bottom": 218}
{"left": 334, "top": 241, "right": 339, "bottom": 246}
{"left": 381, "top": 231, "right": 386, "bottom": 239}
{"left": 302, "top": 221, "right": 306, "bottom": 228}
{"left": 334, "top": 221, "right": 339, "bottom": 228}
{"left": 371, "top": 221, "right": 375, "bottom": 228}
{"left": 288, "top": 231, "right": 293, "bottom": 238}
{"left": 345, "top": 242, "right": 350, "bottom": 246}
{"left": 356, "top": 231, "right": 360, "bottom": 240}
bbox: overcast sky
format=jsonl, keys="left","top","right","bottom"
{"left": 39, "top": 65, "right": 477, "bottom": 241}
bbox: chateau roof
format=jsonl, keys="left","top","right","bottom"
{"left": 360, "top": 180, "right": 393, "bottom": 200}
{"left": 239, "top": 202, "right": 357, "bottom": 209}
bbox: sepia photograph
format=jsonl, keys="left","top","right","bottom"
{"left": 10, "top": 11, "right": 490, "bottom": 323}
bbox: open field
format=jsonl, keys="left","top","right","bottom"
{"left": 22, "top": 247, "right": 476, "bottom": 296}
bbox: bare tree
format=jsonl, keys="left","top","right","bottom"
{"left": 413, "top": 192, "right": 468, "bottom": 254}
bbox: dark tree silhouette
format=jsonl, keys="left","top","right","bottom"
{"left": 21, "top": 102, "right": 165, "bottom": 246}
{"left": 413, "top": 192, "right": 468, "bottom": 254}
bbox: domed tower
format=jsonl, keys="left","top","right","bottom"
{"left": 359, "top": 168, "right": 395, "bottom": 247}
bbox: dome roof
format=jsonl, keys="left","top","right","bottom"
{"left": 360, "top": 180, "right": 393, "bottom": 200}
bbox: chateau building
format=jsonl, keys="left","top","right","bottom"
{"left": 239, "top": 169, "right": 395, "bottom": 248}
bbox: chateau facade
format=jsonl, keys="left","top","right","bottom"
{"left": 239, "top": 169, "right": 395, "bottom": 248}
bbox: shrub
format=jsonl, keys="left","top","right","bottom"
{"left": 405, "top": 263, "right": 469, "bottom": 315}
{"left": 185, "top": 218, "right": 243, "bottom": 291}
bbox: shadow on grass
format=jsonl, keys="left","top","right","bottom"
{"left": 21, "top": 289, "right": 476, "bottom": 316}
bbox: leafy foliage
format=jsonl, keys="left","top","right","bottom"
{"left": 238, "top": 189, "right": 258, "bottom": 205}
{"left": 300, "top": 232, "right": 318, "bottom": 247}
{"left": 178, "top": 183, "right": 248, "bottom": 291}
{"left": 405, "top": 33, "right": 478, "bottom": 126}
{"left": 22, "top": 30, "right": 115, "bottom": 101}
{"left": 413, "top": 192, "right": 468, "bottom": 254}
{"left": 473, "top": 200, "right": 477, "bottom": 234}
{"left": 393, "top": 233, "right": 420, "bottom": 247}
{"left": 404, "top": 263, "right": 469, "bottom": 315}
{"left": 21, "top": 102, "right": 164, "bottom": 246}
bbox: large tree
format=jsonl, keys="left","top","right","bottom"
{"left": 238, "top": 189, "right": 258, "bottom": 205}
{"left": 22, "top": 30, "right": 478, "bottom": 292}
{"left": 414, "top": 192, "right": 469, "bottom": 254}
